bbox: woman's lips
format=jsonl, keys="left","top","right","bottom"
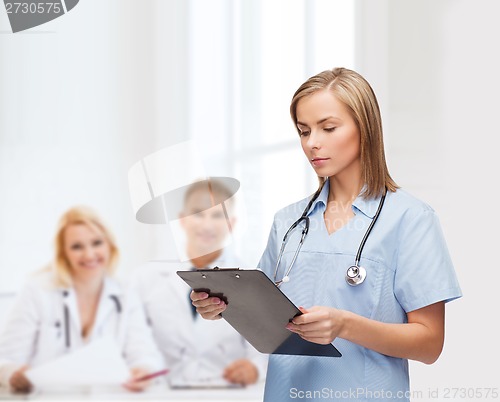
{"left": 311, "top": 157, "right": 330, "bottom": 167}
{"left": 79, "top": 260, "right": 102, "bottom": 269}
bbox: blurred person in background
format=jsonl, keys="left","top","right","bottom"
{"left": 132, "top": 178, "right": 267, "bottom": 388}
{"left": 0, "top": 206, "right": 163, "bottom": 393}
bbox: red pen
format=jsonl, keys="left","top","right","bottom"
{"left": 133, "top": 368, "right": 170, "bottom": 382}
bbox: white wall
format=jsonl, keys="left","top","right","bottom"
{"left": 0, "top": 0, "right": 190, "bottom": 292}
{"left": 1, "top": 0, "right": 498, "bottom": 396}
{"left": 357, "top": 0, "right": 500, "bottom": 395}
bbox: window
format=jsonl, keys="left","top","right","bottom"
{"left": 188, "top": 0, "right": 355, "bottom": 264}
{"left": 0, "top": 0, "right": 355, "bottom": 292}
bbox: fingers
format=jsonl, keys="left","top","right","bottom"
{"left": 223, "top": 359, "right": 258, "bottom": 386}
{"left": 287, "top": 327, "right": 334, "bottom": 344}
{"left": 286, "top": 306, "right": 340, "bottom": 345}
{"left": 197, "top": 302, "right": 226, "bottom": 320}
{"left": 123, "top": 368, "right": 150, "bottom": 392}
{"left": 292, "top": 306, "right": 325, "bottom": 325}
{"left": 123, "top": 380, "right": 148, "bottom": 392}
{"left": 10, "top": 378, "right": 32, "bottom": 393}
{"left": 190, "top": 291, "right": 226, "bottom": 320}
{"left": 286, "top": 326, "right": 334, "bottom": 345}
{"left": 9, "top": 367, "right": 33, "bottom": 393}
{"left": 286, "top": 321, "right": 326, "bottom": 336}
{"left": 190, "top": 290, "right": 209, "bottom": 302}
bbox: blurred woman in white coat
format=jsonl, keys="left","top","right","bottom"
{"left": 0, "top": 206, "right": 164, "bottom": 393}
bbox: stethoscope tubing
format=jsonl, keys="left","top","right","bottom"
{"left": 273, "top": 182, "right": 386, "bottom": 287}
{"left": 354, "top": 191, "right": 386, "bottom": 266}
{"left": 61, "top": 294, "right": 122, "bottom": 348}
{"left": 64, "top": 304, "right": 70, "bottom": 349}
{"left": 273, "top": 183, "right": 325, "bottom": 286}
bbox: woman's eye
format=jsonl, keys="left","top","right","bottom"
{"left": 324, "top": 127, "right": 336, "bottom": 132}
{"left": 70, "top": 244, "right": 82, "bottom": 250}
{"left": 92, "top": 239, "right": 103, "bottom": 247}
{"left": 299, "top": 131, "right": 310, "bottom": 137}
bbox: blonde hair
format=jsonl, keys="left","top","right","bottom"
{"left": 53, "top": 206, "right": 119, "bottom": 287}
{"left": 290, "top": 67, "right": 398, "bottom": 199}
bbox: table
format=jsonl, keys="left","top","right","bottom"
{"left": 0, "top": 383, "right": 265, "bottom": 402}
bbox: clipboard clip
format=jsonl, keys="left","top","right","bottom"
{"left": 212, "top": 266, "right": 241, "bottom": 271}
{"left": 192, "top": 267, "right": 241, "bottom": 305}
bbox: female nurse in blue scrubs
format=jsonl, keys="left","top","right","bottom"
{"left": 192, "top": 68, "right": 462, "bottom": 401}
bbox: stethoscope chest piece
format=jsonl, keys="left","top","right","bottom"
{"left": 345, "top": 265, "right": 367, "bottom": 286}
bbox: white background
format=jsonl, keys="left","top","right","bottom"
{"left": 1, "top": 0, "right": 499, "bottom": 399}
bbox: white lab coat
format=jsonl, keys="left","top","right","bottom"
{"left": 131, "top": 251, "right": 268, "bottom": 384}
{"left": 0, "top": 269, "right": 164, "bottom": 388}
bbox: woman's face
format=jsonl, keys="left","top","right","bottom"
{"left": 296, "top": 90, "right": 361, "bottom": 180}
{"left": 63, "top": 223, "right": 111, "bottom": 281}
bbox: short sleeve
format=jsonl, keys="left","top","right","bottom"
{"left": 394, "top": 208, "right": 462, "bottom": 312}
{"left": 257, "top": 215, "right": 279, "bottom": 278}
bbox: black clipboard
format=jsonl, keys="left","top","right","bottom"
{"left": 177, "top": 268, "right": 341, "bottom": 358}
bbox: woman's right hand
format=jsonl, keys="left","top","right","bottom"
{"left": 123, "top": 367, "right": 151, "bottom": 392}
{"left": 190, "top": 291, "right": 226, "bottom": 320}
{"left": 9, "top": 366, "right": 33, "bottom": 393}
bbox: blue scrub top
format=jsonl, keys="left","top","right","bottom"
{"left": 258, "top": 182, "right": 462, "bottom": 401}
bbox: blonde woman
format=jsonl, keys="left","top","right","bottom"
{"left": 192, "top": 68, "right": 462, "bottom": 401}
{"left": 0, "top": 207, "right": 163, "bottom": 393}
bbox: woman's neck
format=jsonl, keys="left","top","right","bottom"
{"left": 328, "top": 158, "right": 363, "bottom": 205}
{"left": 328, "top": 170, "right": 363, "bottom": 205}
{"left": 72, "top": 274, "right": 104, "bottom": 299}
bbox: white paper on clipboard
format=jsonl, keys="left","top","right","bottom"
{"left": 26, "top": 337, "right": 129, "bottom": 388}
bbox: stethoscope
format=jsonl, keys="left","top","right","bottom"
{"left": 58, "top": 291, "right": 122, "bottom": 348}
{"left": 273, "top": 182, "right": 386, "bottom": 287}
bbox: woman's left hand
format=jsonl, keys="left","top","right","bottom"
{"left": 123, "top": 367, "right": 151, "bottom": 392}
{"left": 286, "top": 306, "right": 347, "bottom": 345}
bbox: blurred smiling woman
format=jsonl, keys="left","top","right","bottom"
{"left": 0, "top": 207, "right": 163, "bottom": 393}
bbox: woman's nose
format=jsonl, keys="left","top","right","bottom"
{"left": 306, "top": 130, "right": 321, "bottom": 149}
{"left": 83, "top": 246, "right": 95, "bottom": 259}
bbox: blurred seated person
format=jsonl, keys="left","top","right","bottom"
{"left": 132, "top": 178, "right": 267, "bottom": 387}
{"left": 0, "top": 206, "right": 164, "bottom": 393}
